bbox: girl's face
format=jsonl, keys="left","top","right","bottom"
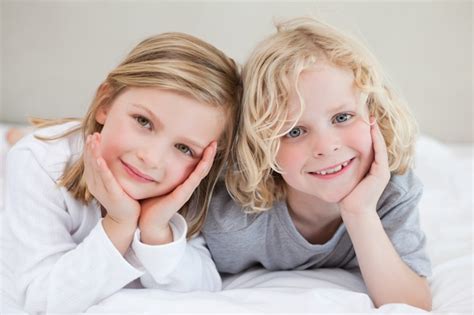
{"left": 276, "top": 64, "right": 374, "bottom": 204}
{"left": 95, "top": 87, "right": 225, "bottom": 200}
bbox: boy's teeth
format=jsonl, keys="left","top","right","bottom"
{"left": 315, "top": 161, "right": 348, "bottom": 175}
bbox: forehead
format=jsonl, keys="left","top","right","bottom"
{"left": 298, "top": 64, "right": 355, "bottom": 96}
{"left": 286, "top": 64, "right": 358, "bottom": 116}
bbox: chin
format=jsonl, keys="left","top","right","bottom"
{"left": 320, "top": 190, "right": 351, "bottom": 204}
{"left": 123, "top": 190, "right": 141, "bottom": 201}
{"left": 120, "top": 184, "right": 145, "bottom": 201}
{"left": 324, "top": 196, "right": 345, "bottom": 204}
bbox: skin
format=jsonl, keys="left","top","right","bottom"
{"left": 83, "top": 87, "right": 225, "bottom": 252}
{"left": 275, "top": 64, "right": 432, "bottom": 310}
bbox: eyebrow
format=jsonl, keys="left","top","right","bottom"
{"left": 132, "top": 103, "right": 161, "bottom": 125}
{"left": 331, "top": 102, "right": 356, "bottom": 113}
{"left": 131, "top": 103, "right": 207, "bottom": 151}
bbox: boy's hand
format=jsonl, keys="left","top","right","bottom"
{"left": 339, "top": 118, "right": 390, "bottom": 217}
{"left": 84, "top": 132, "right": 140, "bottom": 225}
{"left": 138, "top": 141, "right": 218, "bottom": 245}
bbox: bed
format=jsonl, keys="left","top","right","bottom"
{"left": 1, "top": 123, "right": 472, "bottom": 314}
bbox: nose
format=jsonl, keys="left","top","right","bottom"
{"left": 136, "top": 142, "right": 166, "bottom": 180}
{"left": 311, "top": 130, "right": 341, "bottom": 157}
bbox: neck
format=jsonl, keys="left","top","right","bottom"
{"left": 286, "top": 187, "right": 342, "bottom": 244}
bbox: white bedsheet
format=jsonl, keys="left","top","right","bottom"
{"left": 1, "top": 125, "right": 472, "bottom": 314}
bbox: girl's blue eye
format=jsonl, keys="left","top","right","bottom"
{"left": 135, "top": 115, "right": 152, "bottom": 129}
{"left": 333, "top": 113, "right": 353, "bottom": 124}
{"left": 175, "top": 143, "right": 193, "bottom": 156}
{"left": 286, "top": 127, "right": 304, "bottom": 138}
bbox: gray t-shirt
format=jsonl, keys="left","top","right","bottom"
{"left": 202, "top": 169, "right": 431, "bottom": 277}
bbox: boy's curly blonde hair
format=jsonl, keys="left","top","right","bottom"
{"left": 226, "top": 17, "right": 418, "bottom": 212}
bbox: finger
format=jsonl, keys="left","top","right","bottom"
{"left": 168, "top": 141, "right": 218, "bottom": 205}
{"left": 370, "top": 118, "right": 389, "bottom": 168}
{"left": 95, "top": 156, "right": 125, "bottom": 197}
{"left": 83, "top": 134, "right": 101, "bottom": 194}
{"left": 89, "top": 133, "right": 124, "bottom": 196}
{"left": 198, "top": 141, "right": 218, "bottom": 177}
{"left": 85, "top": 133, "right": 110, "bottom": 192}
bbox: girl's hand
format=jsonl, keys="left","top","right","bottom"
{"left": 84, "top": 132, "right": 140, "bottom": 225}
{"left": 339, "top": 117, "right": 390, "bottom": 217}
{"left": 138, "top": 141, "right": 218, "bottom": 245}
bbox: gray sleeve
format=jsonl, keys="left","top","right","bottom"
{"left": 378, "top": 173, "right": 432, "bottom": 277}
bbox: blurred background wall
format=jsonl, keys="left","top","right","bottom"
{"left": 1, "top": 0, "right": 472, "bottom": 142}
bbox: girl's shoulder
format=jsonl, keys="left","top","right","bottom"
{"left": 7, "top": 121, "right": 82, "bottom": 182}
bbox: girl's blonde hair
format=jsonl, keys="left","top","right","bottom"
{"left": 35, "top": 32, "right": 242, "bottom": 237}
{"left": 226, "top": 17, "right": 418, "bottom": 212}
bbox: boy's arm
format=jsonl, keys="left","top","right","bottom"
{"left": 342, "top": 210, "right": 431, "bottom": 310}
{"left": 339, "top": 121, "right": 431, "bottom": 310}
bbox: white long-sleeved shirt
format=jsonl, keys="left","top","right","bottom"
{"left": 3, "top": 122, "right": 221, "bottom": 314}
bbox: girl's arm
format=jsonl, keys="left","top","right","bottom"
{"left": 137, "top": 141, "right": 217, "bottom": 244}
{"left": 339, "top": 120, "right": 432, "bottom": 310}
{"left": 131, "top": 141, "right": 221, "bottom": 291}
{"left": 4, "top": 144, "right": 144, "bottom": 314}
{"left": 84, "top": 133, "right": 141, "bottom": 254}
{"left": 132, "top": 222, "right": 222, "bottom": 291}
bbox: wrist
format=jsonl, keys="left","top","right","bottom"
{"left": 139, "top": 223, "right": 173, "bottom": 245}
{"left": 105, "top": 213, "right": 138, "bottom": 228}
{"left": 102, "top": 214, "right": 138, "bottom": 255}
{"left": 341, "top": 208, "right": 379, "bottom": 226}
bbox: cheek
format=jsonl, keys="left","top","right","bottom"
{"left": 349, "top": 123, "right": 372, "bottom": 152}
{"left": 276, "top": 144, "right": 302, "bottom": 173}
{"left": 168, "top": 159, "right": 197, "bottom": 184}
{"left": 98, "top": 133, "right": 127, "bottom": 163}
{"left": 276, "top": 145, "right": 292, "bottom": 170}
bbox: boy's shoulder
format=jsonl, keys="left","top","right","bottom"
{"left": 386, "top": 169, "right": 423, "bottom": 195}
{"left": 377, "top": 169, "right": 423, "bottom": 214}
{"left": 204, "top": 181, "right": 260, "bottom": 234}
{"left": 7, "top": 121, "right": 82, "bottom": 182}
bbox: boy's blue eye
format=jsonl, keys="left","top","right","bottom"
{"left": 286, "top": 127, "right": 304, "bottom": 138}
{"left": 175, "top": 143, "right": 193, "bottom": 156}
{"left": 135, "top": 115, "right": 152, "bottom": 129}
{"left": 333, "top": 113, "right": 353, "bottom": 124}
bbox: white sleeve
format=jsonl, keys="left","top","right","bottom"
{"left": 4, "top": 147, "right": 144, "bottom": 313}
{"left": 132, "top": 213, "right": 222, "bottom": 291}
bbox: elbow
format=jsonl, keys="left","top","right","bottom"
{"left": 373, "top": 281, "right": 432, "bottom": 311}
{"left": 375, "top": 297, "right": 431, "bottom": 311}
{"left": 421, "top": 300, "right": 432, "bottom": 312}
{"left": 415, "top": 278, "right": 432, "bottom": 311}
{"left": 416, "top": 286, "right": 432, "bottom": 311}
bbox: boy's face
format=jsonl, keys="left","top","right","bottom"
{"left": 95, "top": 87, "right": 225, "bottom": 200}
{"left": 276, "top": 64, "right": 374, "bottom": 204}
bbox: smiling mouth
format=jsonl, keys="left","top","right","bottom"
{"left": 121, "top": 160, "right": 155, "bottom": 183}
{"left": 310, "top": 158, "right": 354, "bottom": 176}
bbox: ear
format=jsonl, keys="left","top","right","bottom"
{"left": 94, "top": 83, "right": 111, "bottom": 125}
{"left": 95, "top": 104, "right": 110, "bottom": 125}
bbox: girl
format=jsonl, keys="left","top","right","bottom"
{"left": 202, "top": 17, "right": 432, "bottom": 310}
{"left": 4, "top": 33, "right": 241, "bottom": 313}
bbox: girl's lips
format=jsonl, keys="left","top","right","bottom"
{"left": 309, "top": 158, "right": 355, "bottom": 180}
{"left": 121, "top": 160, "right": 155, "bottom": 183}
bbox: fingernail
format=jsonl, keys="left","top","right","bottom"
{"left": 96, "top": 159, "right": 102, "bottom": 167}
